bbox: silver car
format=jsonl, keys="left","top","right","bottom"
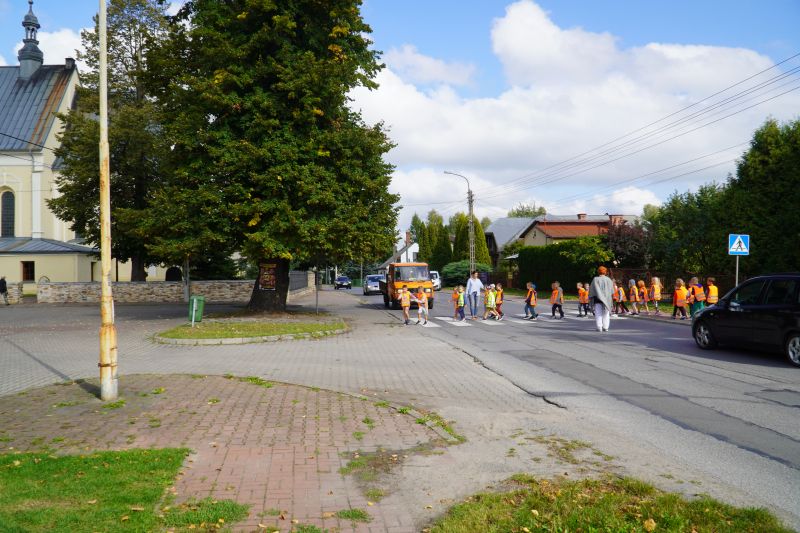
{"left": 430, "top": 270, "right": 442, "bottom": 291}
{"left": 363, "top": 274, "right": 385, "bottom": 295}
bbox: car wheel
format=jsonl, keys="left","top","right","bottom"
{"left": 693, "top": 320, "right": 717, "bottom": 349}
{"left": 785, "top": 333, "right": 800, "bottom": 368}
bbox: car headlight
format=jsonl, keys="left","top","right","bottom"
{"left": 424, "top": 288, "right": 431, "bottom": 292}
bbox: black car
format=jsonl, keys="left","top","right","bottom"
{"left": 334, "top": 276, "right": 351, "bottom": 290}
{"left": 692, "top": 273, "right": 800, "bottom": 367}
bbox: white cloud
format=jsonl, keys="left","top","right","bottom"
{"left": 555, "top": 186, "right": 661, "bottom": 216}
{"left": 0, "top": 53, "right": 6, "bottom": 66}
{"left": 350, "top": 0, "right": 800, "bottom": 229}
{"left": 384, "top": 44, "right": 476, "bottom": 87}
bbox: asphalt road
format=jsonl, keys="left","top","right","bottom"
{"left": 354, "top": 287, "right": 800, "bottom": 525}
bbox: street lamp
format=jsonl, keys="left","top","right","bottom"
{"left": 444, "top": 171, "right": 475, "bottom": 274}
{"left": 98, "top": 0, "right": 118, "bottom": 400}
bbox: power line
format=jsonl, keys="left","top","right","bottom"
{"left": 476, "top": 81, "right": 800, "bottom": 203}
{"left": 470, "top": 52, "right": 800, "bottom": 197}
{"left": 0, "top": 131, "right": 57, "bottom": 152}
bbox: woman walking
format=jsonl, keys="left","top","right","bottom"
{"left": 589, "top": 266, "right": 614, "bottom": 332}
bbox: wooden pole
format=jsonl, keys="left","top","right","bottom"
{"left": 98, "top": 0, "right": 118, "bottom": 401}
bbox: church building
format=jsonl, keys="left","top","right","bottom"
{"left": 0, "top": 1, "right": 166, "bottom": 287}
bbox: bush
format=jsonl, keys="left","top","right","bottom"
{"left": 441, "top": 260, "right": 492, "bottom": 287}
{"left": 518, "top": 240, "right": 608, "bottom": 293}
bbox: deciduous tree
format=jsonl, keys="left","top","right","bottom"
{"left": 142, "top": 0, "right": 398, "bottom": 310}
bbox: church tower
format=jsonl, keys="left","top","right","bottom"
{"left": 18, "top": 0, "right": 44, "bottom": 80}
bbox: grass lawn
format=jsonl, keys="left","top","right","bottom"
{"left": 0, "top": 449, "right": 249, "bottom": 532}
{"left": 158, "top": 319, "right": 346, "bottom": 339}
{"left": 430, "top": 475, "right": 791, "bottom": 533}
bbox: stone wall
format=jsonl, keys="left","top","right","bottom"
{"left": 36, "top": 272, "right": 316, "bottom": 304}
{"left": 3, "top": 282, "right": 23, "bottom": 304}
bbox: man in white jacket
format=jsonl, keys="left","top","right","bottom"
{"left": 465, "top": 271, "right": 484, "bottom": 320}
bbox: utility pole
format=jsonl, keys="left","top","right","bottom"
{"left": 444, "top": 171, "right": 475, "bottom": 274}
{"left": 98, "top": 0, "right": 118, "bottom": 401}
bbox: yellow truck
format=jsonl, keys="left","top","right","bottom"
{"left": 380, "top": 262, "right": 434, "bottom": 310}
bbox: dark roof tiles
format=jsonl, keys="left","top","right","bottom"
{"left": 0, "top": 64, "right": 73, "bottom": 151}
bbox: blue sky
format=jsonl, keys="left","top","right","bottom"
{"left": 2, "top": 1, "right": 799, "bottom": 230}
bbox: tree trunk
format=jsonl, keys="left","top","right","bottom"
{"left": 247, "top": 258, "right": 290, "bottom": 312}
{"left": 130, "top": 254, "right": 148, "bottom": 282}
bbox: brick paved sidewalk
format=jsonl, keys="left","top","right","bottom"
{"left": 0, "top": 374, "right": 439, "bottom": 532}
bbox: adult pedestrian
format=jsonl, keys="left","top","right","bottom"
{"left": 0, "top": 276, "right": 8, "bottom": 306}
{"left": 465, "top": 270, "right": 484, "bottom": 320}
{"left": 589, "top": 266, "right": 614, "bottom": 332}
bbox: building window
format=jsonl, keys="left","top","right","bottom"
{"left": 1, "top": 191, "right": 14, "bottom": 237}
{"left": 21, "top": 261, "right": 35, "bottom": 282}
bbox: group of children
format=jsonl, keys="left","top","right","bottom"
{"left": 451, "top": 282, "right": 506, "bottom": 321}
{"left": 396, "top": 285, "right": 430, "bottom": 325}
{"left": 610, "top": 276, "right": 719, "bottom": 320}
{"left": 399, "top": 275, "right": 720, "bottom": 326}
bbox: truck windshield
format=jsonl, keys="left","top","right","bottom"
{"left": 395, "top": 266, "right": 429, "bottom": 281}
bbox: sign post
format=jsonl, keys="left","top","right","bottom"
{"left": 728, "top": 234, "right": 750, "bottom": 286}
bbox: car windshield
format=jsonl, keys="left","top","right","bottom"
{"left": 336, "top": 276, "right": 349, "bottom": 281}
{"left": 394, "top": 266, "right": 429, "bottom": 281}
{"left": 366, "top": 275, "right": 382, "bottom": 282}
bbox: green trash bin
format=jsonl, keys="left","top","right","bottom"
{"left": 189, "top": 295, "right": 205, "bottom": 324}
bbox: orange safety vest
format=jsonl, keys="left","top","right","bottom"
{"left": 674, "top": 287, "right": 687, "bottom": 307}
{"left": 638, "top": 286, "right": 648, "bottom": 302}
{"left": 496, "top": 289, "right": 504, "bottom": 305}
{"left": 417, "top": 292, "right": 427, "bottom": 306}
{"left": 628, "top": 286, "right": 639, "bottom": 302}
{"left": 578, "top": 288, "right": 588, "bottom": 304}
{"left": 707, "top": 285, "right": 719, "bottom": 304}
{"left": 650, "top": 284, "right": 662, "bottom": 301}
{"left": 452, "top": 289, "right": 459, "bottom": 307}
{"left": 550, "top": 289, "right": 561, "bottom": 304}
{"left": 526, "top": 289, "right": 537, "bottom": 305}
{"left": 693, "top": 285, "right": 706, "bottom": 302}
{"left": 617, "top": 286, "right": 626, "bottom": 302}
{"left": 400, "top": 291, "right": 411, "bottom": 307}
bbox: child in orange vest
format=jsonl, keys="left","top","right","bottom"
{"left": 706, "top": 277, "right": 719, "bottom": 306}
{"left": 637, "top": 280, "right": 650, "bottom": 315}
{"left": 414, "top": 287, "right": 429, "bottom": 325}
{"left": 649, "top": 276, "right": 663, "bottom": 314}
{"left": 550, "top": 281, "right": 564, "bottom": 319}
{"left": 524, "top": 282, "right": 538, "bottom": 320}
{"left": 672, "top": 279, "right": 688, "bottom": 320}
{"left": 398, "top": 285, "right": 411, "bottom": 325}
{"left": 687, "top": 276, "right": 706, "bottom": 316}
{"left": 495, "top": 282, "right": 505, "bottom": 320}
{"left": 577, "top": 282, "right": 589, "bottom": 317}
{"left": 451, "top": 286, "right": 460, "bottom": 320}
{"left": 627, "top": 279, "right": 640, "bottom": 315}
{"left": 616, "top": 280, "right": 630, "bottom": 315}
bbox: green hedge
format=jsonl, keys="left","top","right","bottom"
{"left": 441, "top": 260, "right": 493, "bottom": 287}
{"left": 517, "top": 245, "right": 599, "bottom": 293}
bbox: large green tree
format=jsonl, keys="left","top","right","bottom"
{"left": 451, "top": 213, "right": 491, "bottom": 266}
{"left": 49, "top": 0, "right": 170, "bottom": 281}
{"left": 430, "top": 226, "right": 452, "bottom": 272}
{"left": 141, "top": 0, "right": 398, "bottom": 310}
{"left": 508, "top": 202, "right": 546, "bottom": 218}
{"left": 722, "top": 118, "right": 800, "bottom": 274}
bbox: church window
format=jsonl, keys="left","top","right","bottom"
{"left": 1, "top": 191, "right": 14, "bottom": 237}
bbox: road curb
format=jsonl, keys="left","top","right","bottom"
{"left": 153, "top": 326, "right": 348, "bottom": 345}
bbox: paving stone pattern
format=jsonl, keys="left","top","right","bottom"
{"left": 0, "top": 374, "right": 437, "bottom": 532}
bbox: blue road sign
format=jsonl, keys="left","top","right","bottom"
{"left": 728, "top": 234, "right": 750, "bottom": 256}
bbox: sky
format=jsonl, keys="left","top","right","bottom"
{"left": 2, "top": 0, "right": 799, "bottom": 235}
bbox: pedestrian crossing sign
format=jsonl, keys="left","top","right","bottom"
{"left": 728, "top": 234, "right": 750, "bottom": 255}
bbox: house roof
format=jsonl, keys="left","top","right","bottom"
{"left": 0, "top": 64, "right": 74, "bottom": 151}
{"left": 537, "top": 224, "right": 605, "bottom": 238}
{"left": 0, "top": 237, "right": 96, "bottom": 255}
{"left": 484, "top": 217, "right": 535, "bottom": 250}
